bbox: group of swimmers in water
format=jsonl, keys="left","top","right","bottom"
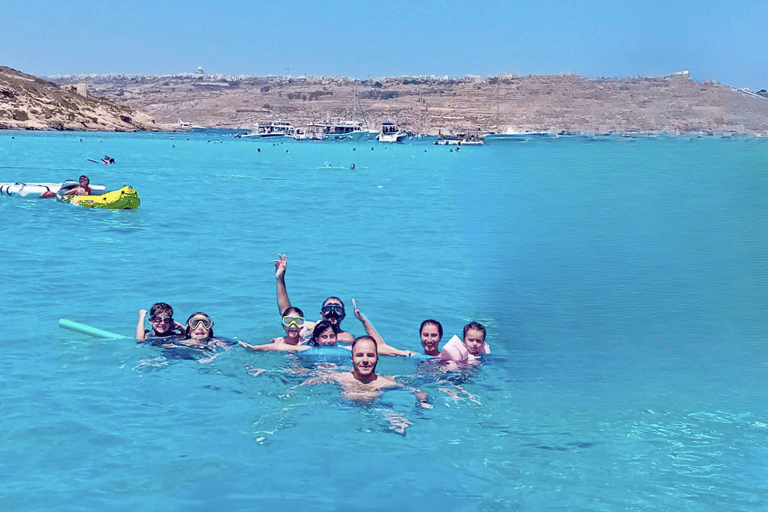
{"left": 134, "top": 254, "right": 490, "bottom": 410}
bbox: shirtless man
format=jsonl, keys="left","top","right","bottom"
{"left": 300, "top": 336, "right": 431, "bottom": 408}
{"left": 64, "top": 175, "right": 92, "bottom": 196}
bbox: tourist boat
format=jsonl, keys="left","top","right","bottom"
{"left": 435, "top": 131, "right": 484, "bottom": 145}
{"left": 1, "top": 181, "right": 106, "bottom": 198}
{"left": 178, "top": 119, "right": 206, "bottom": 131}
{"left": 237, "top": 121, "right": 296, "bottom": 139}
{"left": 483, "top": 129, "right": 557, "bottom": 143}
{"left": 377, "top": 121, "right": 407, "bottom": 143}
{"left": 298, "top": 121, "right": 378, "bottom": 142}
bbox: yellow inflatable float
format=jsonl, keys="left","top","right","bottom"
{"left": 61, "top": 186, "right": 140, "bottom": 210}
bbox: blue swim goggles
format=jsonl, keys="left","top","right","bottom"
{"left": 282, "top": 316, "right": 305, "bottom": 328}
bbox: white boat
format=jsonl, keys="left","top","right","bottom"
{"left": 434, "top": 138, "right": 484, "bottom": 146}
{"left": 435, "top": 131, "right": 484, "bottom": 145}
{"left": 377, "top": 121, "right": 407, "bottom": 143}
{"left": 1, "top": 181, "right": 106, "bottom": 198}
{"left": 299, "top": 121, "right": 378, "bottom": 142}
{"left": 237, "top": 121, "right": 296, "bottom": 139}
{"left": 483, "top": 130, "right": 557, "bottom": 143}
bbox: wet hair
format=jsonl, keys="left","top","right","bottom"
{"left": 149, "top": 302, "right": 173, "bottom": 317}
{"left": 351, "top": 335, "right": 378, "bottom": 352}
{"left": 79, "top": 175, "right": 89, "bottom": 182}
{"left": 310, "top": 320, "right": 340, "bottom": 346}
{"left": 185, "top": 312, "right": 214, "bottom": 338}
{"left": 419, "top": 319, "right": 443, "bottom": 340}
{"left": 281, "top": 306, "right": 304, "bottom": 317}
{"left": 463, "top": 321, "right": 486, "bottom": 342}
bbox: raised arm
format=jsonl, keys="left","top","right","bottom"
{"left": 136, "top": 309, "right": 148, "bottom": 340}
{"left": 275, "top": 254, "right": 292, "bottom": 316}
{"left": 353, "top": 299, "right": 417, "bottom": 357}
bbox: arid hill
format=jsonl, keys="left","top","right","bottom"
{"left": 51, "top": 70, "right": 768, "bottom": 136}
{"left": 5, "top": 65, "right": 768, "bottom": 135}
{"left": 0, "top": 66, "right": 157, "bottom": 131}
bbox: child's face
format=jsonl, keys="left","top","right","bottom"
{"left": 463, "top": 328, "right": 486, "bottom": 355}
{"left": 150, "top": 312, "right": 174, "bottom": 333}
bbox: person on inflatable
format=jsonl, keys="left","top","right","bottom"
{"left": 136, "top": 302, "right": 185, "bottom": 340}
{"left": 299, "top": 336, "right": 430, "bottom": 408}
{"left": 239, "top": 307, "right": 312, "bottom": 352}
{"left": 64, "top": 175, "right": 93, "bottom": 196}
{"left": 273, "top": 253, "right": 353, "bottom": 343}
{"left": 40, "top": 175, "right": 92, "bottom": 198}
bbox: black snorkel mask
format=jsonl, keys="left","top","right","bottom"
{"left": 321, "top": 303, "right": 345, "bottom": 322}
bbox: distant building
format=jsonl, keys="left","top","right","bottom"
{"left": 64, "top": 83, "right": 88, "bottom": 97}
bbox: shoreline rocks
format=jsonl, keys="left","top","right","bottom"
{"left": 0, "top": 66, "right": 158, "bottom": 131}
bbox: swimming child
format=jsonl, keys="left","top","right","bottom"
{"left": 438, "top": 321, "right": 491, "bottom": 362}
{"left": 309, "top": 320, "right": 344, "bottom": 347}
{"left": 239, "top": 307, "right": 312, "bottom": 352}
{"left": 136, "top": 302, "right": 184, "bottom": 340}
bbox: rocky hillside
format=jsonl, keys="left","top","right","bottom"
{"left": 0, "top": 66, "right": 158, "bottom": 131}
{"left": 50, "top": 70, "right": 768, "bottom": 136}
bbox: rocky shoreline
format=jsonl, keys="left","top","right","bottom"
{"left": 3, "top": 65, "right": 768, "bottom": 135}
{"left": 0, "top": 66, "right": 157, "bottom": 131}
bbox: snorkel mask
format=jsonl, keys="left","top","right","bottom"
{"left": 321, "top": 303, "right": 345, "bottom": 322}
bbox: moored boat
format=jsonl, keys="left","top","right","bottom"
{"left": 237, "top": 121, "right": 296, "bottom": 139}
{"left": 299, "top": 121, "right": 378, "bottom": 141}
{"left": 377, "top": 121, "right": 407, "bottom": 143}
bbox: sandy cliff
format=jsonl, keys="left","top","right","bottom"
{"left": 0, "top": 66, "right": 157, "bottom": 131}
{"left": 54, "top": 71, "right": 767, "bottom": 136}
{"left": 5, "top": 65, "right": 768, "bottom": 135}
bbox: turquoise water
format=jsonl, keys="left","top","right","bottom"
{"left": 1, "top": 131, "right": 766, "bottom": 510}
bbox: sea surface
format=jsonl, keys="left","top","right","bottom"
{"left": 1, "top": 131, "right": 766, "bottom": 511}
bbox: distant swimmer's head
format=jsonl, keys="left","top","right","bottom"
{"left": 281, "top": 307, "right": 305, "bottom": 338}
{"left": 79, "top": 175, "right": 90, "bottom": 186}
{"left": 351, "top": 336, "right": 378, "bottom": 378}
{"left": 311, "top": 320, "right": 339, "bottom": 346}
{"left": 463, "top": 321, "right": 486, "bottom": 355}
{"left": 320, "top": 297, "right": 346, "bottom": 324}
{"left": 149, "top": 302, "right": 175, "bottom": 334}
{"left": 420, "top": 319, "right": 443, "bottom": 356}
{"left": 186, "top": 312, "right": 214, "bottom": 340}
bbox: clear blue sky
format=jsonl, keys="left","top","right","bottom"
{"left": 2, "top": 0, "right": 766, "bottom": 89}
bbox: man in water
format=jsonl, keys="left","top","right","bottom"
{"left": 64, "top": 175, "right": 92, "bottom": 196}
{"left": 300, "top": 336, "right": 431, "bottom": 407}
{"left": 274, "top": 253, "right": 355, "bottom": 342}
